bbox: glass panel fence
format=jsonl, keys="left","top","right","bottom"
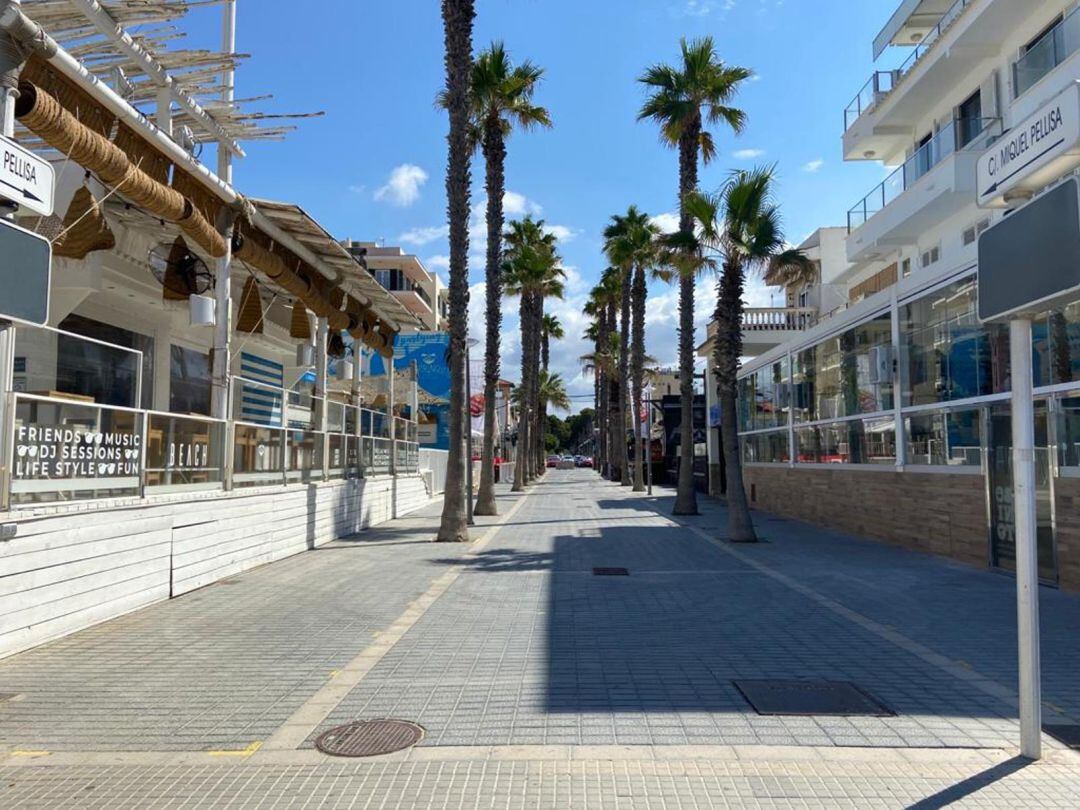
{"left": 1014, "top": 8, "right": 1080, "bottom": 97}
{"left": 370, "top": 437, "right": 393, "bottom": 475}
{"left": 1057, "top": 396, "right": 1080, "bottom": 470}
{"left": 10, "top": 395, "right": 143, "bottom": 504}
{"left": 795, "top": 417, "right": 896, "bottom": 465}
{"left": 286, "top": 429, "right": 324, "bottom": 483}
{"left": 233, "top": 376, "right": 284, "bottom": 428}
{"left": 905, "top": 408, "right": 982, "bottom": 467}
{"left": 233, "top": 423, "right": 285, "bottom": 487}
{"left": 145, "top": 412, "right": 225, "bottom": 490}
{"left": 327, "top": 432, "right": 348, "bottom": 480}
{"left": 741, "top": 430, "right": 790, "bottom": 464}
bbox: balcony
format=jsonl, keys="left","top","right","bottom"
{"left": 742, "top": 307, "right": 818, "bottom": 356}
{"left": 843, "top": 0, "right": 1033, "bottom": 163}
{"left": 1014, "top": 6, "right": 1080, "bottom": 99}
{"left": 844, "top": 0, "right": 971, "bottom": 136}
{"left": 390, "top": 288, "right": 434, "bottom": 316}
{"left": 846, "top": 117, "right": 1000, "bottom": 262}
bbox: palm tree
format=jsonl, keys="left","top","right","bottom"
{"left": 638, "top": 37, "right": 751, "bottom": 516}
{"left": 503, "top": 217, "right": 564, "bottom": 487}
{"left": 458, "top": 42, "right": 552, "bottom": 517}
{"left": 584, "top": 268, "right": 622, "bottom": 479}
{"left": 537, "top": 370, "right": 571, "bottom": 412}
{"left": 541, "top": 314, "right": 564, "bottom": 371}
{"left": 436, "top": 0, "right": 475, "bottom": 543}
{"left": 604, "top": 207, "right": 662, "bottom": 491}
{"left": 682, "top": 168, "right": 815, "bottom": 542}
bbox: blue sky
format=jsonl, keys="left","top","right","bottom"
{"left": 184, "top": 0, "right": 901, "bottom": 408}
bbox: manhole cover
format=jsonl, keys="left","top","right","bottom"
{"left": 734, "top": 680, "right": 893, "bottom": 716}
{"left": 1044, "top": 725, "right": 1080, "bottom": 749}
{"left": 315, "top": 719, "right": 424, "bottom": 757}
{"left": 593, "top": 567, "right": 629, "bottom": 576}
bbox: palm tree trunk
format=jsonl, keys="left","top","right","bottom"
{"left": 512, "top": 291, "right": 531, "bottom": 492}
{"left": 631, "top": 263, "right": 646, "bottom": 492}
{"left": 605, "top": 299, "right": 619, "bottom": 482}
{"left": 532, "top": 296, "right": 545, "bottom": 478}
{"left": 672, "top": 119, "right": 701, "bottom": 516}
{"left": 715, "top": 259, "right": 756, "bottom": 542}
{"left": 618, "top": 270, "right": 632, "bottom": 486}
{"left": 436, "top": 0, "right": 475, "bottom": 542}
{"left": 597, "top": 310, "right": 610, "bottom": 477}
{"left": 474, "top": 117, "right": 505, "bottom": 516}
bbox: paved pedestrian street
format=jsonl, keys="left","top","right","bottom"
{"left": 2, "top": 470, "right": 1080, "bottom": 807}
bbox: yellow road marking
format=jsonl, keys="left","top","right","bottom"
{"left": 208, "top": 741, "right": 262, "bottom": 757}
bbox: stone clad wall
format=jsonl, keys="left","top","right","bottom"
{"left": 741, "top": 465, "right": 989, "bottom": 567}
{"left": 0, "top": 475, "right": 432, "bottom": 660}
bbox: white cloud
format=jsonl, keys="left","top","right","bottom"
{"left": 424, "top": 254, "right": 450, "bottom": 272}
{"left": 398, "top": 225, "right": 449, "bottom": 246}
{"left": 802, "top": 158, "right": 825, "bottom": 173}
{"left": 675, "top": 0, "right": 736, "bottom": 17}
{"left": 547, "top": 224, "right": 578, "bottom": 243}
{"left": 650, "top": 212, "right": 680, "bottom": 234}
{"left": 732, "top": 148, "right": 765, "bottom": 160}
{"left": 501, "top": 191, "right": 544, "bottom": 218}
{"left": 374, "top": 163, "right": 428, "bottom": 207}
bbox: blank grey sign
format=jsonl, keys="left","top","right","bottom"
{"left": 0, "top": 219, "right": 50, "bottom": 325}
{"left": 978, "top": 178, "right": 1080, "bottom": 322}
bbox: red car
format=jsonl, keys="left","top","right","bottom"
{"left": 546, "top": 455, "right": 560, "bottom": 468}
{"left": 578, "top": 457, "right": 594, "bottom": 468}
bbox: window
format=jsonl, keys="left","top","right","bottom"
{"left": 792, "top": 313, "right": 893, "bottom": 423}
{"left": 742, "top": 430, "right": 789, "bottom": 464}
{"left": 905, "top": 409, "right": 982, "bottom": 466}
{"left": 169, "top": 345, "right": 212, "bottom": 416}
{"left": 1033, "top": 299, "right": 1080, "bottom": 387}
{"left": 900, "top": 277, "right": 1010, "bottom": 407}
{"left": 1058, "top": 396, "right": 1080, "bottom": 469}
{"left": 57, "top": 314, "right": 154, "bottom": 409}
{"left": 956, "top": 90, "right": 984, "bottom": 148}
{"left": 962, "top": 219, "right": 991, "bottom": 247}
{"left": 795, "top": 418, "right": 895, "bottom": 465}
{"left": 737, "top": 359, "right": 790, "bottom": 432}
{"left": 901, "top": 258, "right": 912, "bottom": 279}
{"left": 921, "top": 245, "right": 940, "bottom": 268}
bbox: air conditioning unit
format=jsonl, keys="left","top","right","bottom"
{"left": 867, "top": 345, "right": 894, "bottom": 384}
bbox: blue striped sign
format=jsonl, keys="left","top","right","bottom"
{"left": 239, "top": 352, "right": 283, "bottom": 426}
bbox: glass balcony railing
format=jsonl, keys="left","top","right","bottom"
{"left": 1014, "top": 7, "right": 1080, "bottom": 98}
{"left": 843, "top": 0, "right": 972, "bottom": 132}
{"left": 847, "top": 117, "right": 1001, "bottom": 233}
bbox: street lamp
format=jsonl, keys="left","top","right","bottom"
{"left": 465, "top": 337, "right": 479, "bottom": 525}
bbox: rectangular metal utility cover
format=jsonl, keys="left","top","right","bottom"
{"left": 978, "top": 178, "right": 1080, "bottom": 323}
{"left": 0, "top": 135, "right": 55, "bottom": 217}
{"left": 734, "top": 680, "right": 893, "bottom": 716}
{"left": 0, "top": 219, "right": 51, "bottom": 326}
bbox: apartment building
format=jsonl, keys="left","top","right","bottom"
{"left": 706, "top": 0, "right": 1080, "bottom": 591}
{"left": 343, "top": 242, "right": 449, "bottom": 333}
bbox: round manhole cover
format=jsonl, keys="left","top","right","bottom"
{"left": 315, "top": 719, "right": 425, "bottom": 758}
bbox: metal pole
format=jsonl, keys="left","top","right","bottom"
{"left": 1010, "top": 317, "right": 1042, "bottom": 760}
{"left": 646, "top": 398, "right": 653, "bottom": 496}
{"left": 218, "top": 0, "right": 237, "bottom": 185}
{"left": 465, "top": 342, "right": 474, "bottom": 525}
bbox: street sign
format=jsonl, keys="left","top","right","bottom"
{"left": 0, "top": 218, "right": 51, "bottom": 326}
{"left": 0, "top": 135, "right": 55, "bottom": 217}
{"left": 978, "top": 178, "right": 1080, "bottom": 323}
{"left": 977, "top": 84, "right": 1080, "bottom": 208}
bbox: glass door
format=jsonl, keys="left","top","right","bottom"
{"left": 986, "top": 402, "right": 1057, "bottom": 584}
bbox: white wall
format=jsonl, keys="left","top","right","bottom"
{"left": 0, "top": 475, "right": 431, "bottom": 661}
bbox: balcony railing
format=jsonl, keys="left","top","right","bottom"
{"left": 847, "top": 117, "right": 1001, "bottom": 233}
{"left": 1014, "top": 6, "right": 1080, "bottom": 98}
{"left": 742, "top": 308, "right": 818, "bottom": 333}
{"left": 843, "top": 0, "right": 972, "bottom": 132}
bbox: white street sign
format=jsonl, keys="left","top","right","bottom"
{"left": 0, "top": 135, "right": 55, "bottom": 218}
{"left": 977, "top": 83, "right": 1080, "bottom": 208}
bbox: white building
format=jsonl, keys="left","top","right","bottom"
{"left": 343, "top": 242, "right": 449, "bottom": 334}
{"left": 704, "top": 0, "right": 1080, "bottom": 591}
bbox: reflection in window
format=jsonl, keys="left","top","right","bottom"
{"left": 793, "top": 314, "right": 893, "bottom": 422}
{"left": 741, "top": 430, "right": 789, "bottom": 464}
{"left": 57, "top": 314, "right": 154, "bottom": 409}
{"left": 906, "top": 409, "right": 982, "bottom": 466}
{"left": 1034, "top": 301, "right": 1080, "bottom": 387}
{"left": 737, "top": 359, "right": 790, "bottom": 432}
{"left": 795, "top": 418, "right": 895, "bottom": 465}
{"left": 901, "top": 277, "right": 1009, "bottom": 406}
{"left": 1058, "top": 397, "right": 1080, "bottom": 468}
{"left": 169, "top": 345, "right": 212, "bottom": 416}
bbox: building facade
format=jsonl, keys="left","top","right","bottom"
{"left": 343, "top": 242, "right": 449, "bottom": 333}
{"left": 706, "top": 0, "right": 1080, "bottom": 591}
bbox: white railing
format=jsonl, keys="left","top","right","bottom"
{"left": 742, "top": 308, "right": 818, "bottom": 333}
{"left": 3, "top": 324, "right": 421, "bottom": 508}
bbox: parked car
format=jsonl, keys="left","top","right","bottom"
{"left": 577, "top": 457, "right": 594, "bottom": 468}
{"left": 546, "top": 455, "right": 560, "bottom": 468}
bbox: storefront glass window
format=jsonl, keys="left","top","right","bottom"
{"left": 792, "top": 313, "right": 893, "bottom": 423}
{"left": 795, "top": 417, "right": 895, "bottom": 464}
{"left": 901, "top": 277, "right": 1009, "bottom": 406}
{"left": 741, "top": 430, "right": 790, "bottom": 464}
{"left": 905, "top": 408, "right": 982, "bottom": 466}
{"left": 1034, "top": 300, "right": 1080, "bottom": 388}
{"left": 56, "top": 314, "right": 154, "bottom": 409}
{"left": 737, "top": 359, "right": 789, "bottom": 432}
{"left": 169, "top": 345, "right": 212, "bottom": 416}
{"left": 1057, "top": 396, "right": 1080, "bottom": 469}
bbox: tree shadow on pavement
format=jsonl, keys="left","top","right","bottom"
{"left": 431, "top": 548, "right": 554, "bottom": 573}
